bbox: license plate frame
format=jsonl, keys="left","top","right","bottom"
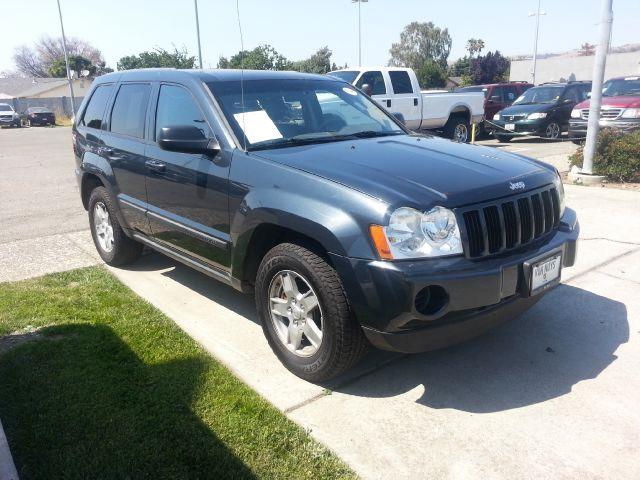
{"left": 505, "top": 123, "right": 516, "bottom": 131}
{"left": 529, "top": 252, "right": 563, "bottom": 296}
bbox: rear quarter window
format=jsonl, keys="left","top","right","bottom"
{"left": 80, "top": 84, "right": 113, "bottom": 129}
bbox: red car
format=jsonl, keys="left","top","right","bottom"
{"left": 456, "top": 82, "right": 533, "bottom": 135}
{"left": 569, "top": 75, "right": 640, "bottom": 143}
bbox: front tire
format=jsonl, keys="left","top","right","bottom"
{"left": 88, "top": 187, "right": 142, "bottom": 266}
{"left": 544, "top": 121, "right": 561, "bottom": 140}
{"left": 496, "top": 134, "right": 512, "bottom": 143}
{"left": 255, "top": 243, "right": 367, "bottom": 382}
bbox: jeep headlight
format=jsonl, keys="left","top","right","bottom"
{"left": 621, "top": 108, "right": 640, "bottom": 118}
{"left": 553, "top": 171, "right": 566, "bottom": 217}
{"left": 370, "top": 206, "right": 463, "bottom": 260}
{"left": 570, "top": 109, "right": 581, "bottom": 118}
{"left": 527, "top": 112, "right": 547, "bottom": 120}
{"left": 493, "top": 113, "right": 501, "bottom": 120}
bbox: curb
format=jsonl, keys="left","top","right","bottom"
{"left": 0, "top": 418, "right": 18, "bottom": 480}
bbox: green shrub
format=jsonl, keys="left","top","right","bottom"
{"left": 569, "top": 128, "right": 640, "bottom": 182}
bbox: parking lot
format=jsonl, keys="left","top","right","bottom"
{"left": 1, "top": 126, "right": 639, "bottom": 479}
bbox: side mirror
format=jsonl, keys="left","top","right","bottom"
{"left": 587, "top": 92, "right": 592, "bottom": 98}
{"left": 361, "top": 83, "right": 373, "bottom": 96}
{"left": 158, "top": 125, "right": 219, "bottom": 155}
{"left": 392, "top": 112, "right": 406, "bottom": 125}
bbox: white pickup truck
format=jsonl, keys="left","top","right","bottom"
{"left": 328, "top": 67, "right": 484, "bottom": 142}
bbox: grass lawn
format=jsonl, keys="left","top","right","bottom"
{"left": 0, "top": 267, "right": 355, "bottom": 479}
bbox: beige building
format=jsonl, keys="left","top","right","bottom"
{"left": 14, "top": 77, "right": 93, "bottom": 99}
{"left": 510, "top": 49, "right": 640, "bottom": 84}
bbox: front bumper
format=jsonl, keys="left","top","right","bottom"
{"left": 0, "top": 116, "right": 20, "bottom": 126}
{"left": 330, "top": 208, "right": 579, "bottom": 353}
{"left": 569, "top": 118, "right": 640, "bottom": 139}
{"left": 488, "top": 118, "right": 548, "bottom": 137}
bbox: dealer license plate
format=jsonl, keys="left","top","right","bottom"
{"left": 505, "top": 123, "right": 515, "bottom": 131}
{"left": 530, "top": 253, "right": 562, "bottom": 294}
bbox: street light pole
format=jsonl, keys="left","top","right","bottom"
{"left": 194, "top": 0, "right": 203, "bottom": 69}
{"left": 352, "top": 0, "right": 368, "bottom": 67}
{"left": 56, "top": 0, "right": 76, "bottom": 115}
{"left": 581, "top": 0, "right": 614, "bottom": 176}
{"left": 528, "top": 0, "right": 546, "bottom": 85}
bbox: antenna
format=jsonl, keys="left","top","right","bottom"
{"left": 236, "top": 0, "right": 247, "bottom": 150}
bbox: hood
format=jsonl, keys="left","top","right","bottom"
{"left": 252, "top": 135, "right": 556, "bottom": 208}
{"left": 575, "top": 95, "right": 640, "bottom": 110}
{"left": 500, "top": 102, "right": 555, "bottom": 116}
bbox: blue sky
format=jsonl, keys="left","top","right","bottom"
{"left": 1, "top": 0, "right": 638, "bottom": 73}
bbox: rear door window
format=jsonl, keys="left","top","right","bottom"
{"left": 389, "top": 71, "right": 413, "bottom": 94}
{"left": 488, "top": 86, "right": 504, "bottom": 102}
{"left": 356, "top": 71, "right": 386, "bottom": 95}
{"left": 503, "top": 85, "right": 519, "bottom": 103}
{"left": 81, "top": 84, "right": 113, "bottom": 129}
{"left": 110, "top": 83, "right": 151, "bottom": 138}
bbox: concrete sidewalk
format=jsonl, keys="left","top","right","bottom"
{"left": 108, "top": 185, "right": 640, "bottom": 480}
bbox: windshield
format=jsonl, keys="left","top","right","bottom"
{"left": 326, "top": 71, "right": 359, "bottom": 84}
{"left": 29, "top": 107, "right": 50, "bottom": 113}
{"left": 513, "top": 86, "right": 564, "bottom": 105}
{"left": 602, "top": 78, "right": 640, "bottom": 97}
{"left": 0, "top": 104, "right": 12, "bottom": 112}
{"left": 455, "top": 86, "right": 487, "bottom": 97}
{"left": 208, "top": 78, "right": 405, "bottom": 151}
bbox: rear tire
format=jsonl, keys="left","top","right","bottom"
{"left": 255, "top": 243, "right": 367, "bottom": 382}
{"left": 444, "top": 115, "right": 470, "bottom": 143}
{"left": 570, "top": 139, "right": 583, "bottom": 145}
{"left": 88, "top": 187, "right": 142, "bottom": 266}
{"left": 496, "top": 134, "right": 512, "bottom": 143}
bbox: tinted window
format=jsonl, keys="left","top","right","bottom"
{"left": 155, "top": 85, "right": 208, "bottom": 140}
{"left": 488, "top": 86, "right": 504, "bottom": 102}
{"left": 577, "top": 84, "right": 592, "bottom": 100}
{"left": 81, "top": 84, "right": 113, "bottom": 129}
{"left": 0, "top": 104, "right": 12, "bottom": 112}
{"left": 602, "top": 78, "right": 640, "bottom": 96}
{"left": 110, "top": 83, "right": 151, "bottom": 138}
{"left": 389, "top": 71, "right": 413, "bottom": 94}
{"left": 327, "top": 71, "right": 359, "bottom": 83}
{"left": 503, "top": 85, "right": 519, "bottom": 103}
{"left": 356, "top": 71, "right": 386, "bottom": 95}
{"left": 563, "top": 87, "right": 581, "bottom": 103}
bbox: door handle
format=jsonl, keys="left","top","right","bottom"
{"left": 145, "top": 159, "right": 166, "bottom": 173}
{"left": 386, "top": 99, "right": 392, "bottom": 108}
{"left": 413, "top": 98, "right": 419, "bottom": 106}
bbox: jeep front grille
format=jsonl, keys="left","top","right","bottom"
{"left": 459, "top": 185, "right": 561, "bottom": 258}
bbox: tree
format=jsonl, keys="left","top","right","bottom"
{"left": 579, "top": 43, "right": 596, "bottom": 56}
{"left": 291, "top": 46, "right": 334, "bottom": 74}
{"left": 416, "top": 60, "right": 447, "bottom": 89}
{"left": 48, "top": 55, "right": 94, "bottom": 78}
{"left": 468, "top": 51, "right": 510, "bottom": 84}
{"left": 13, "top": 36, "right": 107, "bottom": 77}
{"left": 389, "top": 22, "right": 452, "bottom": 71}
{"left": 448, "top": 56, "right": 470, "bottom": 77}
{"left": 218, "top": 45, "right": 291, "bottom": 70}
{"left": 466, "top": 38, "right": 485, "bottom": 57}
{"left": 117, "top": 47, "right": 196, "bottom": 70}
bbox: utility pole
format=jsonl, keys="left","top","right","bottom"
{"left": 528, "top": 0, "right": 546, "bottom": 85}
{"left": 582, "top": 0, "right": 614, "bottom": 176}
{"left": 194, "top": 0, "right": 203, "bottom": 69}
{"left": 56, "top": 0, "right": 76, "bottom": 115}
{"left": 352, "top": 0, "right": 368, "bottom": 66}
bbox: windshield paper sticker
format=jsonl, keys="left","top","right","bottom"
{"left": 233, "top": 110, "right": 283, "bottom": 144}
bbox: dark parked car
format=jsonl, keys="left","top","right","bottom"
{"left": 74, "top": 69, "right": 579, "bottom": 381}
{"left": 569, "top": 75, "right": 640, "bottom": 143}
{"left": 456, "top": 82, "right": 533, "bottom": 135}
{"left": 489, "top": 81, "right": 591, "bottom": 142}
{"left": 23, "top": 106, "right": 56, "bottom": 126}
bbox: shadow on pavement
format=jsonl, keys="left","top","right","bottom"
{"left": 334, "top": 284, "right": 628, "bottom": 413}
{"left": 0, "top": 323, "right": 257, "bottom": 479}
{"left": 118, "top": 253, "right": 628, "bottom": 413}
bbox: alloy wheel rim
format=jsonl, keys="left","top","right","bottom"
{"left": 454, "top": 124, "right": 468, "bottom": 142}
{"left": 93, "top": 202, "right": 114, "bottom": 253}
{"left": 546, "top": 122, "right": 560, "bottom": 139}
{"left": 268, "top": 270, "right": 323, "bottom": 357}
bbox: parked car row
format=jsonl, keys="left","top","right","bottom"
{"left": 0, "top": 103, "right": 56, "bottom": 127}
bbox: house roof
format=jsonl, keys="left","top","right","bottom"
{"left": 0, "top": 77, "right": 87, "bottom": 98}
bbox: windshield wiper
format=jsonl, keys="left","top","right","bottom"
{"left": 249, "top": 131, "right": 403, "bottom": 151}
{"left": 346, "top": 130, "right": 404, "bottom": 139}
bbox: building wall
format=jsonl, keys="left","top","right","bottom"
{"left": 510, "top": 50, "right": 640, "bottom": 84}
{"left": 29, "top": 79, "right": 93, "bottom": 99}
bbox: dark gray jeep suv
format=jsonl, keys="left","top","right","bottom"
{"left": 74, "top": 69, "right": 579, "bottom": 381}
